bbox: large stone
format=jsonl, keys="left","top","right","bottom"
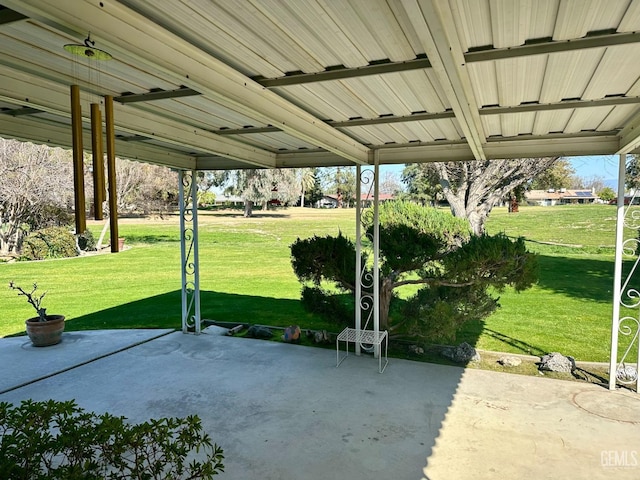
{"left": 498, "top": 356, "right": 522, "bottom": 367}
{"left": 245, "top": 325, "right": 273, "bottom": 339}
{"left": 538, "top": 352, "right": 575, "bottom": 373}
{"left": 442, "top": 342, "right": 480, "bottom": 363}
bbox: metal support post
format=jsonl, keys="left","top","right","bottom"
{"left": 373, "top": 156, "right": 380, "bottom": 359}
{"left": 179, "top": 170, "right": 201, "bottom": 334}
{"left": 609, "top": 153, "right": 639, "bottom": 392}
{"left": 355, "top": 165, "right": 362, "bottom": 355}
{"left": 90, "top": 103, "right": 105, "bottom": 220}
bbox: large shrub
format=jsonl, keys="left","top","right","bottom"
{"left": 20, "top": 226, "right": 78, "bottom": 260}
{"left": 0, "top": 399, "right": 224, "bottom": 479}
{"left": 291, "top": 200, "right": 537, "bottom": 342}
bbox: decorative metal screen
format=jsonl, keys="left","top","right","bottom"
{"left": 179, "top": 170, "right": 201, "bottom": 334}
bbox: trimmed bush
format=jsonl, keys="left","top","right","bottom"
{"left": 0, "top": 399, "right": 225, "bottom": 479}
{"left": 20, "top": 226, "right": 78, "bottom": 260}
{"left": 77, "top": 229, "right": 97, "bottom": 251}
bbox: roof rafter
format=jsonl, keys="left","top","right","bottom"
{"left": 399, "top": 0, "right": 486, "bottom": 161}
{"left": 1, "top": 67, "right": 277, "bottom": 169}
{"left": 5, "top": 0, "right": 370, "bottom": 165}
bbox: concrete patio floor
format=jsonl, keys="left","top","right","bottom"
{"left": 1, "top": 327, "right": 639, "bottom": 479}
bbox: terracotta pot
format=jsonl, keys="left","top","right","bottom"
{"left": 25, "top": 315, "right": 65, "bottom": 347}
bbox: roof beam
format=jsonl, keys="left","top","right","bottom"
{"left": 256, "top": 57, "right": 432, "bottom": 87}
{"left": 467, "top": 31, "right": 640, "bottom": 63}
{"left": 6, "top": 0, "right": 369, "bottom": 165}
{"left": 0, "top": 66, "right": 277, "bottom": 168}
{"left": 0, "top": 6, "right": 26, "bottom": 25}
{"left": 0, "top": 106, "right": 44, "bottom": 116}
{"left": 115, "top": 87, "right": 201, "bottom": 104}
{"left": 256, "top": 32, "right": 640, "bottom": 88}
{"left": 400, "top": 0, "right": 486, "bottom": 160}
{"left": 618, "top": 109, "right": 640, "bottom": 154}
{"left": 0, "top": 114, "right": 196, "bottom": 169}
{"left": 204, "top": 97, "right": 640, "bottom": 137}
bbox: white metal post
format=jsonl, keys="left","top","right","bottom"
{"left": 190, "top": 169, "right": 201, "bottom": 334}
{"left": 179, "top": 170, "right": 188, "bottom": 333}
{"left": 355, "top": 165, "right": 362, "bottom": 355}
{"left": 373, "top": 156, "right": 380, "bottom": 358}
{"left": 609, "top": 154, "right": 626, "bottom": 390}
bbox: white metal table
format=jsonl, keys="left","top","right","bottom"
{"left": 336, "top": 327, "right": 388, "bottom": 373}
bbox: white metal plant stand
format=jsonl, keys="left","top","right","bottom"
{"left": 336, "top": 327, "right": 388, "bottom": 373}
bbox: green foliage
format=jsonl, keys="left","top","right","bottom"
{"left": 530, "top": 159, "right": 575, "bottom": 190}
{"left": 0, "top": 399, "right": 224, "bottom": 479}
{"left": 367, "top": 201, "right": 471, "bottom": 274}
{"left": 597, "top": 186, "right": 616, "bottom": 202}
{"left": 401, "top": 285, "right": 499, "bottom": 343}
{"left": 300, "top": 286, "right": 353, "bottom": 325}
{"left": 290, "top": 232, "right": 358, "bottom": 290}
{"left": 291, "top": 201, "right": 537, "bottom": 340}
{"left": 443, "top": 234, "right": 538, "bottom": 292}
{"left": 76, "top": 229, "right": 96, "bottom": 252}
{"left": 400, "top": 163, "right": 442, "bottom": 205}
{"left": 625, "top": 154, "right": 640, "bottom": 191}
{"left": 20, "top": 226, "right": 78, "bottom": 261}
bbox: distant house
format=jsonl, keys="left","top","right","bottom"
{"left": 525, "top": 189, "right": 598, "bottom": 206}
{"left": 359, "top": 193, "right": 395, "bottom": 208}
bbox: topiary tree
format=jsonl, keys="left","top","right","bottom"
{"left": 290, "top": 200, "right": 537, "bottom": 342}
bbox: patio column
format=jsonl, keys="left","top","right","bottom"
{"left": 609, "top": 153, "right": 639, "bottom": 392}
{"left": 354, "top": 159, "right": 380, "bottom": 357}
{"left": 179, "top": 169, "right": 202, "bottom": 334}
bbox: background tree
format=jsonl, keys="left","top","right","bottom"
{"left": 404, "top": 157, "right": 560, "bottom": 235}
{"left": 217, "top": 168, "right": 300, "bottom": 217}
{"left": 597, "top": 187, "right": 616, "bottom": 203}
{"left": 305, "top": 168, "right": 324, "bottom": 207}
{"left": 625, "top": 154, "right": 640, "bottom": 191}
{"left": 291, "top": 201, "right": 537, "bottom": 341}
{"left": 112, "top": 159, "right": 178, "bottom": 216}
{"left": 380, "top": 171, "right": 403, "bottom": 196}
{"left": 529, "top": 158, "right": 574, "bottom": 190}
{"left": 298, "top": 168, "right": 316, "bottom": 207}
{"left": 0, "top": 139, "right": 73, "bottom": 255}
{"left": 400, "top": 162, "right": 442, "bottom": 205}
{"left": 321, "top": 167, "right": 356, "bottom": 207}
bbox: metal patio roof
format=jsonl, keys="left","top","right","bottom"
{"left": 1, "top": 0, "right": 640, "bottom": 170}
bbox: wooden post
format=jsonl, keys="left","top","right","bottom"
{"left": 104, "top": 95, "right": 119, "bottom": 252}
{"left": 70, "top": 85, "right": 86, "bottom": 234}
{"left": 91, "top": 103, "right": 105, "bottom": 220}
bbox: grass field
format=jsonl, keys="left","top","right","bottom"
{"left": 1, "top": 204, "right": 635, "bottom": 362}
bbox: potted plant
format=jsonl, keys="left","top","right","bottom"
{"left": 8, "top": 282, "right": 65, "bottom": 346}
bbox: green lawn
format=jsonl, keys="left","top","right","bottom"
{"left": 1, "top": 204, "right": 634, "bottom": 362}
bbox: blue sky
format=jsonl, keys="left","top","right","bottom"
{"left": 379, "top": 155, "right": 623, "bottom": 187}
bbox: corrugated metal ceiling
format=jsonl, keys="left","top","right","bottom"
{"left": 0, "top": 0, "right": 639, "bottom": 170}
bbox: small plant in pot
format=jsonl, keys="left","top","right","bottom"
{"left": 8, "top": 282, "right": 65, "bottom": 347}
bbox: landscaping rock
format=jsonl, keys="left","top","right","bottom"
{"left": 441, "top": 342, "right": 480, "bottom": 363}
{"left": 616, "top": 364, "right": 638, "bottom": 383}
{"left": 408, "top": 345, "right": 424, "bottom": 355}
{"left": 498, "top": 356, "right": 522, "bottom": 367}
{"left": 282, "top": 325, "right": 301, "bottom": 343}
{"left": 538, "top": 352, "right": 575, "bottom": 373}
{"left": 312, "top": 330, "right": 330, "bottom": 344}
{"left": 245, "top": 325, "right": 273, "bottom": 339}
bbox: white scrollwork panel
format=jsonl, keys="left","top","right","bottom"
{"left": 179, "top": 170, "right": 201, "bottom": 334}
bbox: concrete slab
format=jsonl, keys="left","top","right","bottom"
{"left": 0, "top": 329, "right": 174, "bottom": 394}
{"left": 0, "top": 330, "right": 638, "bottom": 479}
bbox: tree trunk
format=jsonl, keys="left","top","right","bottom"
{"left": 379, "top": 277, "right": 394, "bottom": 331}
{"left": 243, "top": 200, "right": 254, "bottom": 217}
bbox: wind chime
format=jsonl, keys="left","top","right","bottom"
{"left": 63, "top": 34, "right": 120, "bottom": 252}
